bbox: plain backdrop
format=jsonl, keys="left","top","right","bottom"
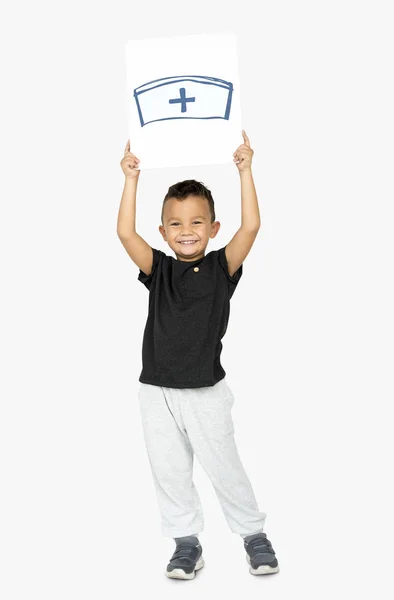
{"left": 1, "top": 1, "right": 393, "bottom": 599}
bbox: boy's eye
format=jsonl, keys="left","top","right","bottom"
{"left": 170, "top": 221, "right": 201, "bottom": 226}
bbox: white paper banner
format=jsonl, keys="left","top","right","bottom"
{"left": 125, "top": 32, "right": 242, "bottom": 170}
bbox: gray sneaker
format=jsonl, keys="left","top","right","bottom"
{"left": 244, "top": 532, "right": 280, "bottom": 575}
{"left": 166, "top": 536, "right": 204, "bottom": 580}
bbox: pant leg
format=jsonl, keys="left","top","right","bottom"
{"left": 178, "top": 378, "right": 266, "bottom": 536}
{"left": 138, "top": 382, "right": 204, "bottom": 538}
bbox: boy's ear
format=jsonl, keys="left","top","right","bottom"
{"left": 210, "top": 221, "right": 220, "bottom": 238}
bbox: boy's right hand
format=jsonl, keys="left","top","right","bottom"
{"left": 120, "top": 139, "right": 140, "bottom": 179}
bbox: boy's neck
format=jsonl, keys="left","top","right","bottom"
{"left": 176, "top": 255, "right": 205, "bottom": 262}
{"left": 174, "top": 248, "right": 206, "bottom": 262}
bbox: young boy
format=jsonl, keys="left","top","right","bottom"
{"left": 117, "top": 131, "right": 279, "bottom": 579}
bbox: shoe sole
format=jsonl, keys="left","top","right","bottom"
{"left": 246, "top": 553, "right": 280, "bottom": 575}
{"left": 166, "top": 555, "right": 205, "bottom": 580}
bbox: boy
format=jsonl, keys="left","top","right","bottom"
{"left": 117, "top": 131, "right": 279, "bottom": 579}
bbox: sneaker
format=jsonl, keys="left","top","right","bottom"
{"left": 166, "top": 536, "right": 205, "bottom": 580}
{"left": 244, "top": 532, "right": 280, "bottom": 575}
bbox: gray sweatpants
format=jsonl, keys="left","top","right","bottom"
{"left": 138, "top": 377, "right": 266, "bottom": 539}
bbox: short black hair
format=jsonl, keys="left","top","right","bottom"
{"left": 161, "top": 179, "right": 215, "bottom": 225}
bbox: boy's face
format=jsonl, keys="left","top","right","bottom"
{"left": 159, "top": 195, "right": 220, "bottom": 261}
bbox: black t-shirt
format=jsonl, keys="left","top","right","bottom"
{"left": 137, "top": 245, "right": 243, "bottom": 388}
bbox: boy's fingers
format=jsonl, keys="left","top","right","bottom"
{"left": 124, "top": 139, "right": 130, "bottom": 154}
{"left": 234, "top": 148, "right": 248, "bottom": 157}
{"left": 234, "top": 146, "right": 252, "bottom": 159}
{"left": 125, "top": 156, "right": 140, "bottom": 166}
{"left": 242, "top": 130, "right": 250, "bottom": 146}
{"left": 123, "top": 152, "right": 140, "bottom": 162}
{"left": 234, "top": 142, "right": 250, "bottom": 153}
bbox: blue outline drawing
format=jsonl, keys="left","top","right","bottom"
{"left": 133, "top": 75, "right": 234, "bottom": 127}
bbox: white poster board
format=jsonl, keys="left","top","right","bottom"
{"left": 125, "top": 32, "right": 242, "bottom": 170}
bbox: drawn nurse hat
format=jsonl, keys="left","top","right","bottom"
{"left": 134, "top": 75, "right": 234, "bottom": 127}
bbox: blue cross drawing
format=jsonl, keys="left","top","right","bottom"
{"left": 168, "top": 87, "right": 195, "bottom": 113}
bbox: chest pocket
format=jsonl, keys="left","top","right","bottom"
{"left": 183, "top": 265, "right": 214, "bottom": 300}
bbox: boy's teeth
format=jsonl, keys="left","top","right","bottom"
{"left": 180, "top": 241, "right": 196, "bottom": 244}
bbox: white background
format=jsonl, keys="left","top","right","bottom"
{"left": 1, "top": 1, "right": 393, "bottom": 598}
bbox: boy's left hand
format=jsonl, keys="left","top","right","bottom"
{"left": 233, "top": 130, "right": 254, "bottom": 172}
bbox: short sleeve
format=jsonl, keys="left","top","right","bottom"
{"left": 137, "top": 247, "right": 164, "bottom": 290}
{"left": 217, "top": 245, "right": 243, "bottom": 297}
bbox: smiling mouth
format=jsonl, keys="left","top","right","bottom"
{"left": 178, "top": 241, "right": 198, "bottom": 245}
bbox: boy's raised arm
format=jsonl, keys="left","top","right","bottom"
{"left": 117, "top": 142, "right": 154, "bottom": 276}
